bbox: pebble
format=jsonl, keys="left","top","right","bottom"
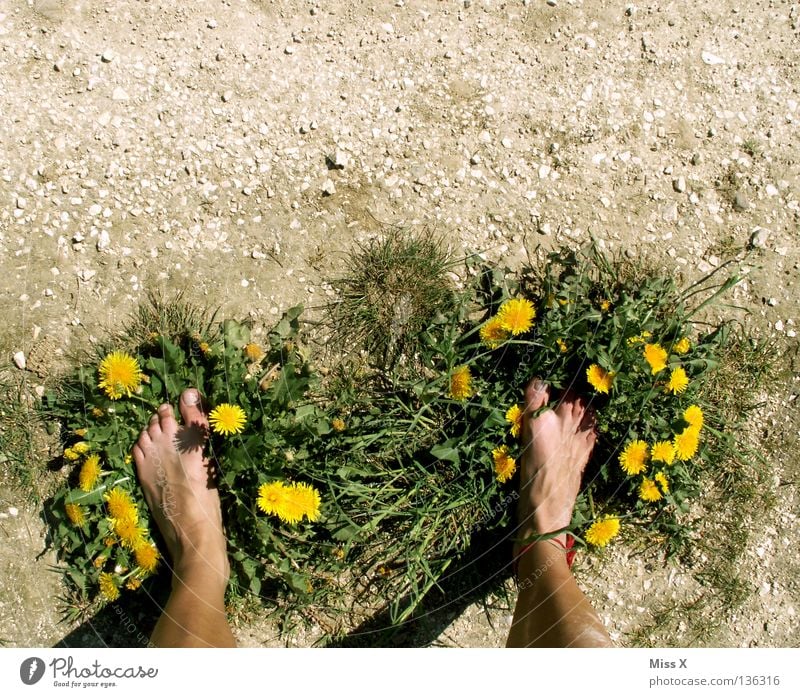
{"left": 96, "top": 230, "right": 111, "bottom": 252}
{"left": 16, "top": 196, "right": 26, "bottom": 209}
{"left": 749, "top": 227, "right": 770, "bottom": 249}
{"left": 332, "top": 149, "right": 349, "bottom": 169}
{"left": 733, "top": 190, "right": 749, "bottom": 211}
{"left": 207, "top": 19, "right": 218, "bottom": 29}
{"left": 673, "top": 177, "right": 686, "bottom": 193}
{"left": 221, "top": 90, "right": 233, "bottom": 103}
{"left": 112, "top": 86, "right": 129, "bottom": 101}
{"left": 662, "top": 201, "right": 678, "bottom": 222}
{"left": 765, "top": 183, "right": 779, "bottom": 197}
{"left": 322, "top": 179, "right": 336, "bottom": 196}
{"left": 13, "top": 351, "right": 26, "bottom": 370}
{"left": 284, "top": 46, "right": 295, "bottom": 55}
{"left": 701, "top": 51, "right": 725, "bottom": 65}
{"left": 8, "top": 506, "right": 18, "bottom": 517}
{"left": 88, "top": 203, "right": 102, "bottom": 216}
{"left": 101, "top": 49, "right": 115, "bottom": 63}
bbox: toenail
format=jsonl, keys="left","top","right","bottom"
{"left": 181, "top": 389, "right": 200, "bottom": 405}
{"left": 531, "top": 378, "right": 545, "bottom": 391}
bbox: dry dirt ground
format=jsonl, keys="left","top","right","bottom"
{"left": 0, "top": 0, "right": 798, "bottom": 647}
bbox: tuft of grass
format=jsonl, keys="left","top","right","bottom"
{"left": 328, "top": 228, "right": 457, "bottom": 368}
{"left": 0, "top": 368, "right": 42, "bottom": 500}
{"left": 120, "top": 290, "right": 219, "bottom": 348}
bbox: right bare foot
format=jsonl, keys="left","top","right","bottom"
{"left": 132, "top": 388, "right": 229, "bottom": 588}
{"left": 515, "top": 378, "right": 596, "bottom": 552}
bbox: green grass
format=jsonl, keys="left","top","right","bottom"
{"left": 328, "top": 228, "right": 457, "bottom": 369}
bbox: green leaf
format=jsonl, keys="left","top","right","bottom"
{"left": 431, "top": 443, "right": 460, "bottom": 465}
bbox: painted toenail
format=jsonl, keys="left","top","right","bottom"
{"left": 181, "top": 389, "right": 200, "bottom": 405}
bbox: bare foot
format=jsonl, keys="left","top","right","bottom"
{"left": 132, "top": 388, "right": 229, "bottom": 588}
{"left": 516, "top": 378, "right": 596, "bottom": 551}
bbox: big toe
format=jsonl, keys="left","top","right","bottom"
{"left": 524, "top": 378, "right": 550, "bottom": 413}
{"left": 179, "top": 388, "right": 208, "bottom": 427}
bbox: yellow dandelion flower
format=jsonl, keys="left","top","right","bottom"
{"left": 72, "top": 441, "right": 90, "bottom": 455}
{"left": 643, "top": 343, "right": 668, "bottom": 375}
{"left": 492, "top": 445, "right": 517, "bottom": 483}
{"left": 505, "top": 404, "right": 524, "bottom": 438}
{"left": 98, "top": 572, "right": 120, "bottom": 602}
{"left": 91, "top": 407, "right": 104, "bottom": 418}
{"left": 479, "top": 316, "right": 509, "bottom": 349}
{"left": 93, "top": 555, "right": 107, "bottom": 569}
{"left": 666, "top": 366, "right": 689, "bottom": 395}
{"left": 134, "top": 543, "right": 160, "bottom": 574}
{"left": 97, "top": 351, "right": 143, "bottom": 400}
{"left": 599, "top": 299, "right": 611, "bottom": 312}
{"left": 244, "top": 343, "right": 264, "bottom": 361}
{"left": 126, "top": 578, "right": 142, "bottom": 591}
{"left": 497, "top": 298, "right": 536, "bottom": 335}
{"left": 619, "top": 440, "right": 649, "bottom": 476}
{"left": 209, "top": 403, "right": 247, "bottom": 436}
{"left": 331, "top": 417, "right": 346, "bottom": 432}
{"left": 257, "top": 481, "right": 292, "bottom": 520}
{"left": 683, "top": 404, "right": 704, "bottom": 430}
{"left": 198, "top": 341, "right": 211, "bottom": 356}
{"left": 673, "top": 427, "right": 700, "bottom": 460}
{"left": 449, "top": 365, "right": 473, "bottom": 401}
{"left": 63, "top": 447, "right": 79, "bottom": 461}
{"left": 103, "top": 536, "right": 116, "bottom": 547}
{"left": 654, "top": 471, "right": 670, "bottom": 493}
{"left": 585, "top": 516, "right": 621, "bottom": 548}
{"left": 73, "top": 428, "right": 87, "bottom": 437}
{"left": 639, "top": 477, "right": 663, "bottom": 502}
{"left": 65, "top": 503, "right": 85, "bottom": 527}
{"left": 292, "top": 482, "right": 322, "bottom": 523}
{"left": 674, "top": 337, "right": 691, "bottom": 355}
{"left": 79, "top": 454, "right": 102, "bottom": 492}
{"left": 104, "top": 487, "right": 138, "bottom": 523}
{"left": 651, "top": 441, "right": 675, "bottom": 465}
{"left": 556, "top": 338, "right": 568, "bottom": 353}
{"left": 112, "top": 516, "right": 146, "bottom": 551}
{"left": 332, "top": 547, "right": 345, "bottom": 560}
{"left": 586, "top": 364, "right": 614, "bottom": 394}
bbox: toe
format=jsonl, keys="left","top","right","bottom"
{"left": 524, "top": 378, "right": 550, "bottom": 414}
{"left": 179, "top": 388, "right": 210, "bottom": 431}
{"left": 157, "top": 403, "right": 178, "bottom": 437}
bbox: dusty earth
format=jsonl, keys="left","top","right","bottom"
{"left": 0, "top": 0, "right": 798, "bottom": 647}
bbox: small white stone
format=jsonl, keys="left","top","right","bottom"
{"left": 15, "top": 196, "right": 27, "bottom": 209}
{"left": 222, "top": 90, "right": 233, "bottom": 102}
{"left": 8, "top": 506, "right": 18, "bottom": 517}
{"left": 88, "top": 203, "right": 102, "bottom": 216}
{"left": 96, "top": 230, "right": 111, "bottom": 251}
{"left": 765, "top": 183, "right": 779, "bottom": 197}
{"left": 775, "top": 320, "right": 784, "bottom": 332}
{"left": 673, "top": 176, "right": 686, "bottom": 193}
{"left": 207, "top": 19, "right": 218, "bottom": 29}
{"left": 112, "top": 86, "right": 129, "bottom": 101}
{"left": 322, "top": 179, "right": 336, "bottom": 196}
{"left": 13, "top": 351, "right": 26, "bottom": 370}
{"left": 500, "top": 136, "right": 512, "bottom": 148}
{"left": 101, "top": 49, "right": 115, "bottom": 63}
{"left": 701, "top": 51, "right": 725, "bottom": 65}
{"left": 284, "top": 46, "right": 295, "bottom": 55}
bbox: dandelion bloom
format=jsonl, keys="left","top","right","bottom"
{"left": 257, "top": 481, "right": 320, "bottom": 525}
{"left": 98, "top": 572, "right": 120, "bottom": 601}
{"left": 73, "top": 441, "right": 90, "bottom": 455}
{"left": 492, "top": 445, "right": 517, "bottom": 483}
{"left": 65, "top": 503, "right": 85, "bottom": 527}
{"left": 126, "top": 578, "right": 142, "bottom": 591}
{"left": 243, "top": 342, "right": 264, "bottom": 361}
{"left": 91, "top": 407, "right": 104, "bottom": 418}
{"left": 448, "top": 365, "right": 473, "bottom": 401}
{"left": 599, "top": 299, "right": 612, "bottom": 312}
{"left": 209, "top": 403, "right": 247, "bottom": 436}
{"left": 63, "top": 447, "right": 79, "bottom": 461}
{"left": 134, "top": 543, "right": 160, "bottom": 574}
{"left": 93, "top": 555, "right": 107, "bottom": 569}
{"left": 650, "top": 441, "right": 675, "bottom": 465}
{"left": 666, "top": 366, "right": 689, "bottom": 395}
{"left": 654, "top": 471, "right": 670, "bottom": 493}
{"left": 112, "top": 516, "right": 146, "bottom": 550}
{"left": 639, "top": 477, "right": 663, "bottom": 502}
{"left": 98, "top": 351, "right": 143, "bottom": 400}
{"left": 73, "top": 428, "right": 88, "bottom": 437}
{"left": 479, "top": 316, "right": 509, "bottom": 349}
{"left": 683, "top": 404, "right": 704, "bottom": 430}
{"left": 643, "top": 343, "right": 668, "bottom": 375}
{"left": 505, "top": 404, "right": 523, "bottom": 438}
{"left": 331, "top": 417, "right": 346, "bottom": 432}
{"left": 674, "top": 337, "right": 691, "bottom": 354}
{"left": 104, "top": 487, "right": 138, "bottom": 523}
{"left": 79, "top": 454, "right": 102, "bottom": 492}
{"left": 497, "top": 298, "right": 536, "bottom": 335}
{"left": 292, "top": 482, "right": 322, "bottom": 522}
{"left": 673, "top": 427, "right": 700, "bottom": 460}
{"left": 556, "top": 338, "right": 568, "bottom": 353}
{"left": 585, "top": 516, "right": 621, "bottom": 547}
{"left": 619, "top": 440, "right": 649, "bottom": 476}
{"left": 586, "top": 364, "right": 614, "bottom": 394}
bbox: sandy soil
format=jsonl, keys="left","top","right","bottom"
{"left": 1, "top": 0, "right": 798, "bottom": 647}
